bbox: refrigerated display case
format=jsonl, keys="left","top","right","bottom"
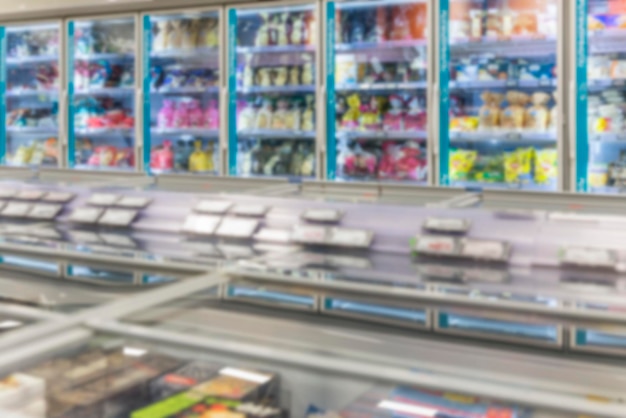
{"left": 142, "top": 9, "right": 222, "bottom": 176}
{"left": 326, "top": 0, "right": 431, "bottom": 184}
{"left": 67, "top": 15, "right": 137, "bottom": 171}
{"left": 579, "top": 0, "right": 626, "bottom": 193}
{"left": 440, "top": 0, "right": 560, "bottom": 191}
{"left": 227, "top": 2, "right": 319, "bottom": 179}
{"left": 1, "top": 22, "right": 61, "bottom": 168}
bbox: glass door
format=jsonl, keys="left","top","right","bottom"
{"left": 1, "top": 22, "right": 61, "bottom": 168}
{"left": 227, "top": 2, "right": 318, "bottom": 179}
{"left": 143, "top": 10, "right": 221, "bottom": 175}
{"left": 327, "top": 0, "right": 430, "bottom": 184}
{"left": 67, "top": 15, "right": 137, "bottom": 171}
{"left": 441, "top": 0, "right": 559, "bottom": 191}
{"left": 584, "top": 0, "right": 626, "bottom": 193}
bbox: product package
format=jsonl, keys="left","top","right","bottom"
{"left": 525, "top": 92, "right": 551, "bottom": 131}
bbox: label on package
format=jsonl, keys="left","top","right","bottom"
{"left": 1, "top": 202, "right": 32, "bottom": 217}
{"left": 413, "top": 235, "right": 458, "bottom": 256}
{"left": 88, "top": 193, "right": 121, "bottom": 206}
{"left": 182, "top": 215, "right": 221, "bottom": 235}
{"left": 302, "top": 209, "right": 343, "bottom": 223}
{"left": 0, "top": 189, "right": 16, "bottom": 198}
{"left": 561, "top": 247, "right": 617, "bottom": 269}
{"left": 15, "top": 190, "right": 44, "bottom": 201}
{"left": 195, "top": 200, "right": 233, "bottom": 214}
{"left": 423, "top": 217, "right": 471, "bottom": 233}
{"left": 117, "top": 196, "right": 152, "bottom": 209}
{"left": 69, "top": 207, "right": 104, "bottom": 223}
{"left": 98, "top": 209, "right": 138, "bottom": 227}
{"left": 27, "top": 204, "right": 63, "bottom": 220}
{"left": 327, "top": 227, "right": 373, "bottom": 248}
{"left": 42, "top": 191, "right": 75, "bottom": 203}
{"left": 292, "top": 225, "right": 328, "bottom": 244}
{"left": 461, "top": 239, "right": 510, "bottom": 261}
{"left": 216, "top": 218, "right": 259, "bottom": 238}
{"left": 230, "top": 204, "right": 269, "bottom": 217}
{"left": 254, "top": 228, "right": 292, "bottom": 243}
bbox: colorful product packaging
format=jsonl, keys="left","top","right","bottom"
{"left": 534, "top": 148, "right": 558, "bottom": 185}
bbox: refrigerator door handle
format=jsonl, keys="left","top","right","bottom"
{"left": 61, "top": 90, "right": 68, "bottom": 146}
{"left": 433, "top": 82, "right": 440, "bottom": 156}
{"left": 320, "top": 86, "right": 326, "bottom": 153}
{"left": 221, "top": 87, "right": 228, "bottom": 150}
{"left": 568, "top": 79, "right": 577, "bottom": 161}
{"left": 136, "top": 90, "right": 143, "bottom": 147}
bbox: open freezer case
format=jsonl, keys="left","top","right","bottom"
{"left": 576, "top": 0, "right": 626, "bottom": 193}
{"left": 440, "top": 0, "right": 561, "bottom": 191}
{"left": 67, "top": 15, "right": 137, "bottom": 171}
{"left": 0, "top": 21, "right": 61, "bottom": 168}
{"left": 142, "top": 9, "right": 222, "bottom": 176}
{"left": 326, "top": 0, "right": 431, "bottom": 184}
{"left": 227, "top": 1, "right": 319, "bottom": 179}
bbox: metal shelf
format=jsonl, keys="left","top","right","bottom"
{"left": 6, "top": 126, "right": 58, "bottom": 135}
{"left": 74, "top": 87, "right": 134, "bottom": 97}
{"left": 336, "top": 81, "right": 427, "bottom": 92}
{"left": 450, "top": 79, "right": 556, "bottom": 90}
{"left": 589, "top": 132, "right": 626, "bottom": 143}
{"left": 335, "top": 39, "right": 427, "bottom": 52}
{"left": 237, "top": 129, "right": 315, "bottom": 139}
{"left": 450, "top": 130, "right": 557, "bottom": 144}
{"left": 450, "top": 37, "right": 557, "bottom": 58}
{"left": 237, "top": 85, "right": 315, "bottom": 94}
{"left": 452, "top": 180, "right": 556, "bottom": 192}
{"left": 6, "top": 55, "right": 57, "bottom": 65}
{"left": 5, "top": 89, "right": 59, "bottom": 98}
{"left": 150, "top": 86, "right": 219, "bottom": 95}
{"left": 151, "top": 128, "right": 219, "bottom": 137}
{"left": 337, "top": 129, "right": 427, "bottom": 141}
{"left": 588, "top": 78, "right": 626, "bottom": 91}
{"left": 589, "top": 29, "right": 626, "bottom": 54}
{"left": 75, "top": 127, "right": 134, "bottom": 137}
{"left": 150, "top": 47, "right": 219, "bottom": 60}
{"left": 75, "top": 52, "right": 134, "bottom": 61}
{"left": 236, "top": 44, "right": 314, "bottom": 54}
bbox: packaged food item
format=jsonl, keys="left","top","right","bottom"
{"left": 504, "top": 149, "right": 521, "bottom": 184}
{"left": 589, "top": 164, "right": 609, "bottom": 187}
{"left": 611, "top": 59, "right": 626, "bottom": 79}
{"left": 254, "top": 100, "right": 273, "bottom": 130}
{"left": 395, "top": 141, "right": 427, "bottom": 181}
{"left": 341, "top": 94, "right": 361, "bottom": 129}
{"left": 301, "top": 95, "right": 314, "bottom": 132}
{"left": 383, "top": 95, "right": 404, "bottom": 131}
{"left": 526, "top": 92, "right": 551, "bottom": 131}
{"left": 478, "top": 91, "right": 503, "bottom": 130}
{"left": 589, "top": 56, "right": 611, "bottom": 80}
{"left": 549, "top": 93, "right": 558, "bottom": 131}
{"left": 359, "top": 96, "right": 382, "bottom": 131}
{"left": 478, "top": 58, "right": 509, "bottom": 81}
{"left": 518, "top": 61, "right": 554, "bottom": 82}
{"left": 237, "top": 101, "right": 256, "bottom": 131}
{"left": 470, "top": 9, "right": 484, "bottom": 39}
{"left": 449, "top": 149, "right": 477, "bottom": 182}
{"left": 403, "top": 96, "right": 427, "bottom": 131}
{"left": 501, "top": 91, "right": 529, "bottom": 129}
{"left": 512, "top": 12, "right": 537, "bottom": 36}
{"left": 189, "top": 140, "right": 213, "bottom": 172}
{"left": 335, "top": 55, "right": 357, "bottom": 85}
{"left": 271, "top": 99, "right": 288, "bottom": 130}
{"left": 471, "top": 153, "right": 504, "bottom": 183}
{"left": 485, "top": 9, "right": 502, "bottom": 38}
{"left": 534, "top": 148, "right": 558, "bottom": 185}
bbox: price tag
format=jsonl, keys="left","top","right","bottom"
{"left": 182, "top": 214, "right": 221, "bottom": 235}
{"left": 88, "top": 193, "right": 121, "bottom": 206}
{"left": 230, "top": 204, "right": 269, "bottom": 217}
{"left": 561, "top": 247, "right": 617, "bottom": 269}
{"left": 461, "top": 239, "right": 510, "bottom": 261}
{"left": 15, "top": 190, "right": 44, "bottom": 201}
{"left": 302, "top": 209, "right": 343, "bottom": 223}
{"left": 327, "top": 227, "right": 373, "bottom": 248}
{"left": 1, "top": 202, "right": 32, "bottom": 217}
{"left": 412, "top": 235, "right": 458, "bottom": 256}
{"left": 292, "top": 225, "right": 328, "bottom": 244}
{"left": 98, "top": 209, "right": 138, "bottom": 227}
{"left": 0, "top": 189, "right": 16, "bottom": 198}
{"left": 42, "top": 191, "right": 75, "bottom": 203}
{"left": 68, "top": 207, "right": 104, "bottom": 223}
{"left": 418, "top": 264, "right": 462, "bottom": 281}
{"left": 423, "top": 217, "right": 470, "bottom": 233}
{"left": 254, "top": 228, "right": 292, "bottom": 243}
{"left": 216, "top": 217, "right": 259, "bottom": 239}
{"left": 116, "top": 196, "right": 152, "bottom": 209}
{"left": 27, "top": 204, "right": 63, "bottom": 220}
{"left": 195, "top": 200, "right": 233, "bottom": 214}
{"left": 99, "top": 233, "right": 137, "bottom": 248}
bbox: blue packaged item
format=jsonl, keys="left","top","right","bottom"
{"left": 518, "top": 61, "right": 554, "bottom": 81}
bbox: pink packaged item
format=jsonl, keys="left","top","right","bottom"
{"left": 383, "top": 95, "right": 404, "bottom": 131}
{"left": 378, "top": 141, "right": 398, "bottom": 179}
{"left": 395, "top": 142, "right": 426, "bottom": 181}
{"left": 158, "top": 100, "right": 176, "bottom": 129}
{"left": 188, "top": 100, "right": 204, "bottom": 128}
{"left": 151, "top": 140, "right": 174, "bottom": 170}
{"left": 205, "top": 99, "right": 219, "bottom": 129}
{"left": 173, "top": 101, "right": 190, "bottom": 128}
{"left": 403, "top": 96, "right": 427, "bottom": 131}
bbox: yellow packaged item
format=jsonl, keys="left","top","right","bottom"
{"left": 534, "top": 148, "right": 558, "bottom": 185}
{"left": 450, "top": 149, "right": 477, "bottom": 181}
{"left": 189, "top": 140, "right": 211, "bottom": 172}
{"left": 504, "top": 150, "right": 521, "bottom": 184}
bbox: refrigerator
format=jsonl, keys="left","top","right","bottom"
{"left": 326, "top": 0, "right": 432, "bottom": 184}
{"left": 578, "top": 0, "right": 626, "bottom": 193}
{"left": 439, "top": 0, "right": 561, "bottom": 191}
{"left": 0, "top": 21, "right": 61, "bottom": 168}
{"left": 66, "top": 14, "right": 138, "bottom": 171}
{"left": 227, "top": 1, "right": 320, "bottom": 179}
{"left": 142, "top": 8, "right": 223, "bottom": 175}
